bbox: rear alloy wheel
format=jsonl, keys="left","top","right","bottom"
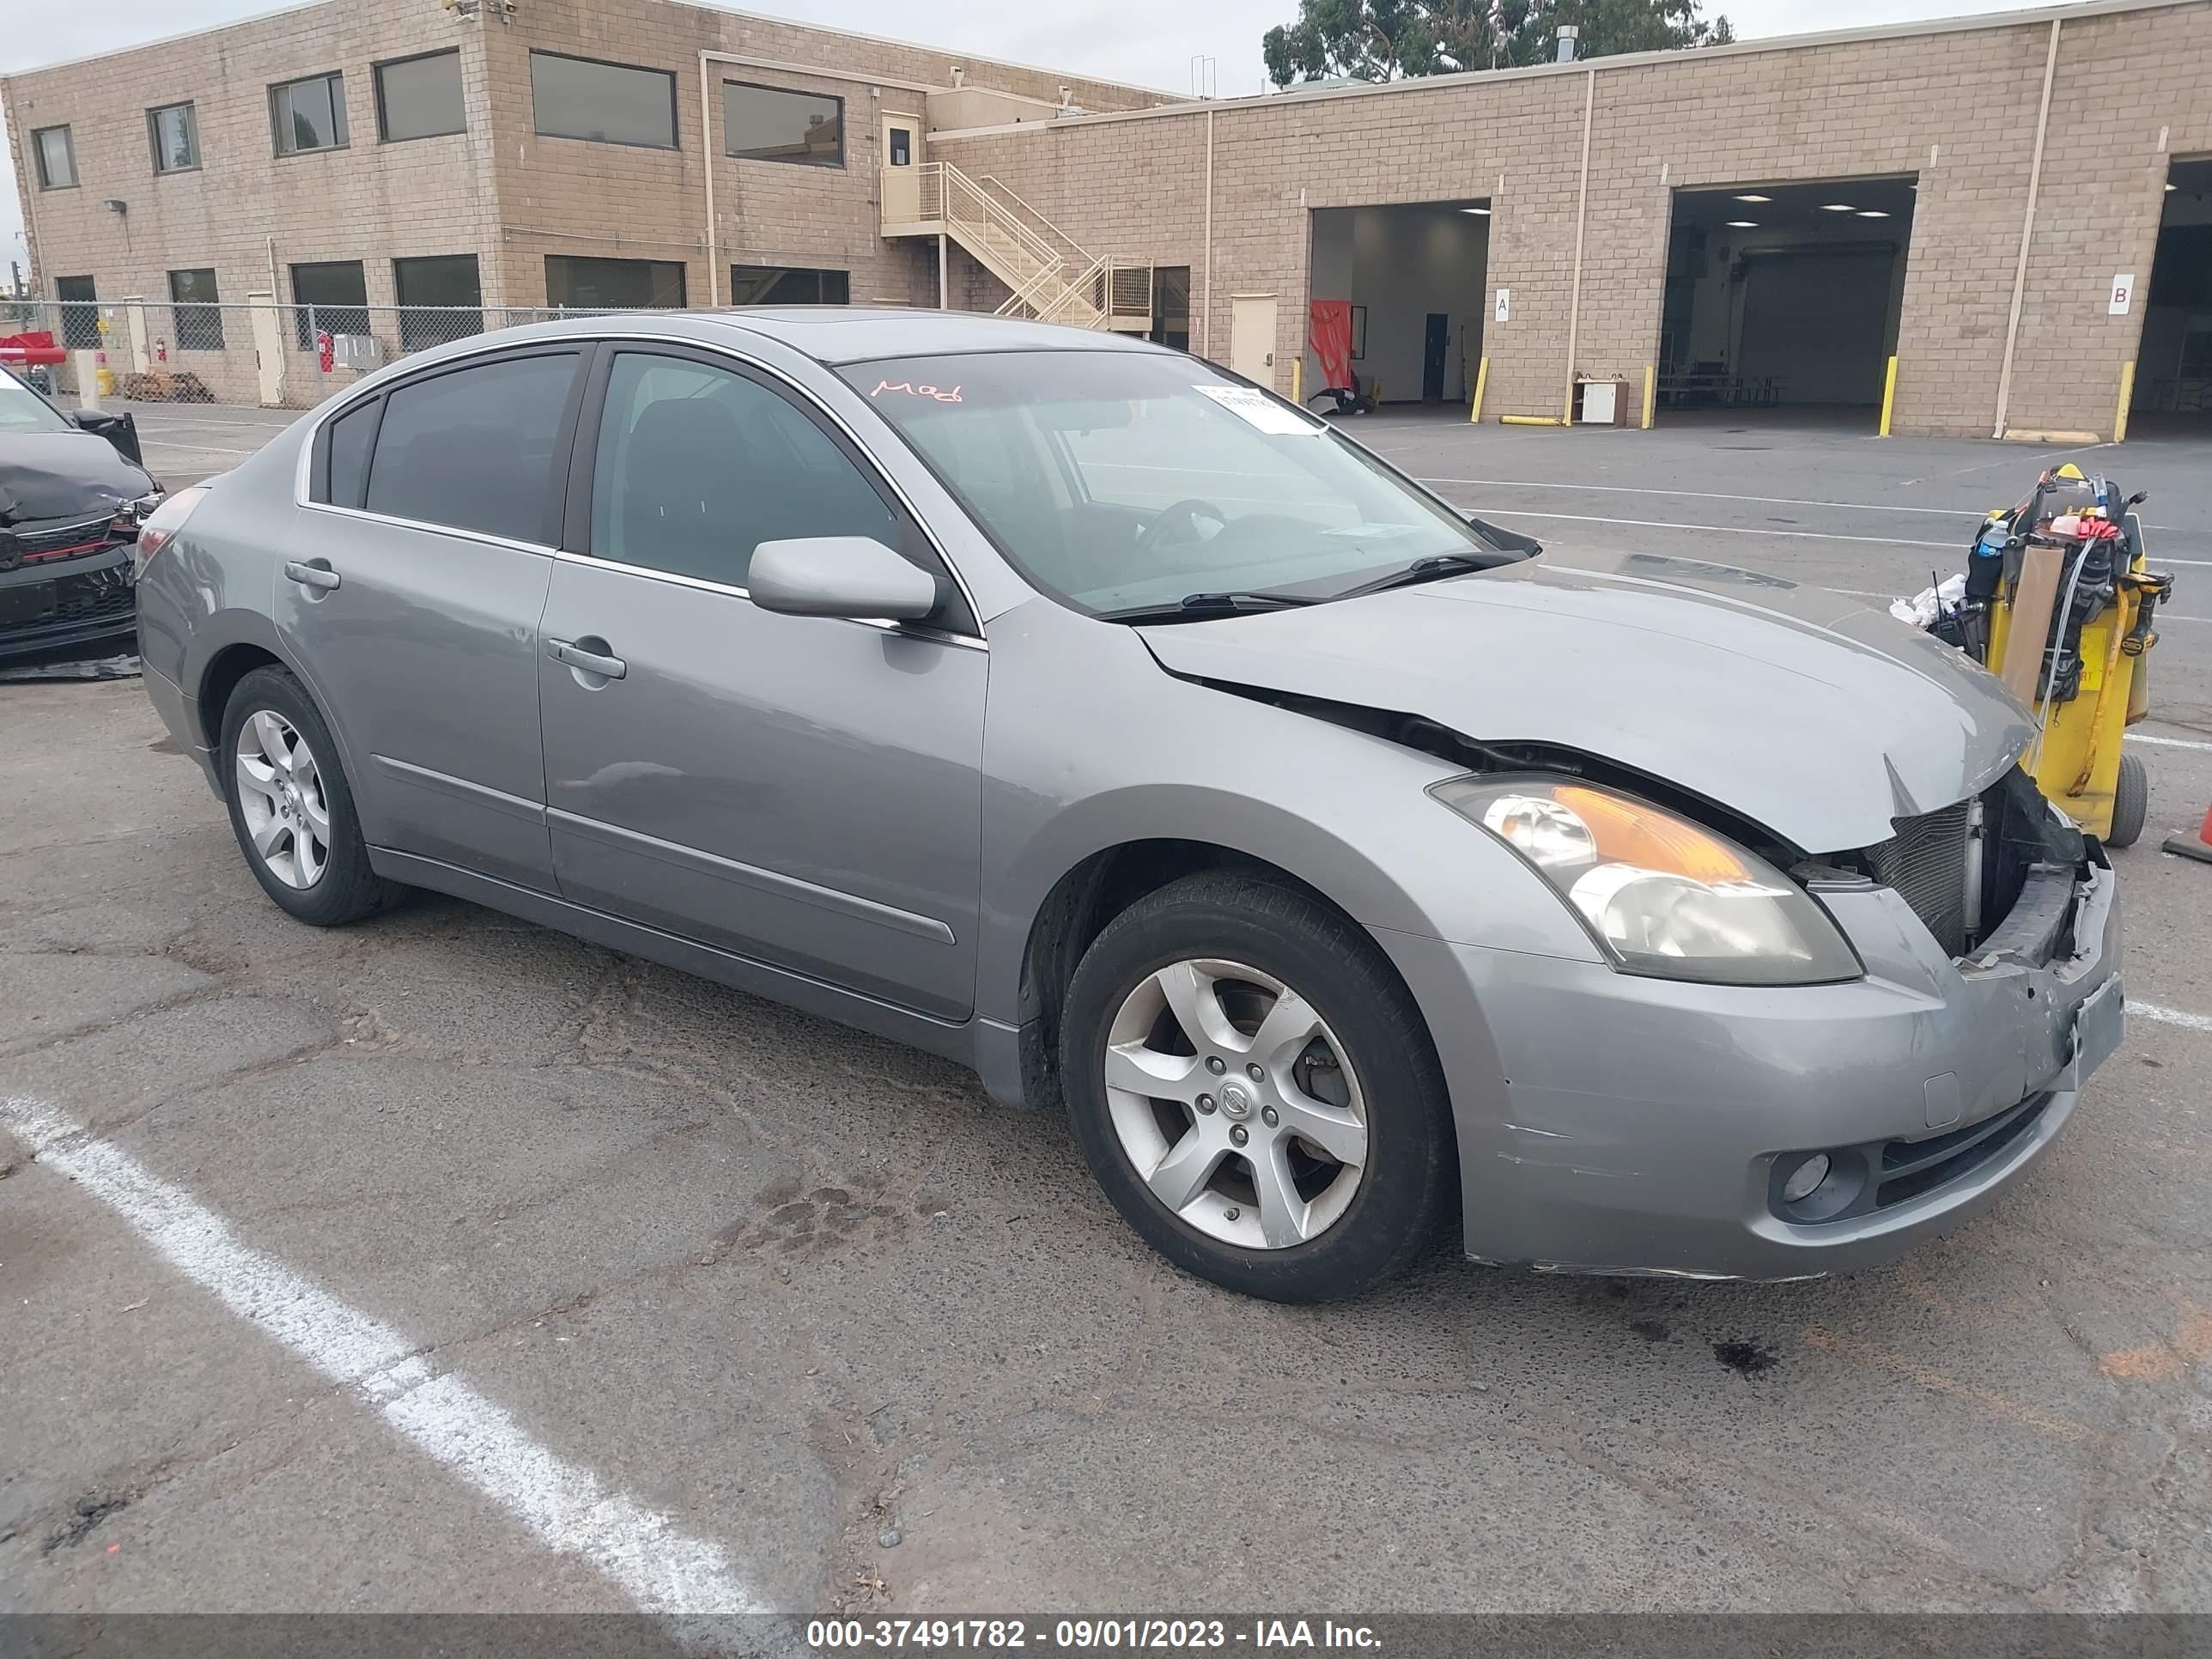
{"left": 220, "top": 665, "right": 404, "bottom": 927}
{"left": 1061, "top": 872, "right": 1456, "bottom": 1302}
{"left": 234, "top": 709, "right": 331, "bottom": 890}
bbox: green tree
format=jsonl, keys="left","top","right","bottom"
{"left": 1262, "top": 0, "right": 1733, "bottom": 86}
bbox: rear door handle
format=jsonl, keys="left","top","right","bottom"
{"left": 549, "top": 638, "right": 627, "bottom": 679}
{"left": 283, "top": 560, "right": 340, "bottom": 592}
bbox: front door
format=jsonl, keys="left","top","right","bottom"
{"left": 538, "top": 345, "right": 985, "bottom": 1018}
{"left": 1230, "top": 294, "right": 1277, "bottom": 386}
{"left": 881, "top": 113, "right": 921, "bottom": 224}
{"left": 1422, "top": 313, "right": 1449, "bottom": 401}
{"left": 247, "top": 294, "right": 284, "bottom": 406}
{"left": 278, "top": 346, "right": 586, "bottom": 890}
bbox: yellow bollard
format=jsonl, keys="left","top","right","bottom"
{"left": 1291, "top": 356, "right": 1302, "bottom": 406}
{"left": 2113, "top": 360, "right": 2135, "bottom": 444}
{"left": 1640, "top": 364, "right": 1656, "bottom": 430}
{"left": 1469, "top": 357, "right": 1489, "bottom": 423}
{"left": 1878, "top": 356, "right": 1899, "bottom": 437}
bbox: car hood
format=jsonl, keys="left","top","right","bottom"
{"left": 1137, "top": 550, "right": 2034, "bottom": 853}
{"left": 0, "top": 433, "right": 154, "bottom": 527}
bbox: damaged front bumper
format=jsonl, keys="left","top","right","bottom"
{"left": 1375, "top": 851, "right": 2121, "bottom": 1280}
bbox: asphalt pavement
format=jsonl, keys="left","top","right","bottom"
{"left": 3, "top": 407, "right": 2209, "bottom": 1622}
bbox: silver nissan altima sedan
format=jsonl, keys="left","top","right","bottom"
{"left": 135, "top": 310, "right": 2124, "bottom": 1302}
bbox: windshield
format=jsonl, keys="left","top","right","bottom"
{"left": 0, "top": 369, "right": 75, "bottom": 435}
{"left": 839, "top": 350, "right": 1507, "bottom": 617}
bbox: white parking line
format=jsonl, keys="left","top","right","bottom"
{"left": 2137, "top": 1002, "right": 2212, "bottom": 1034}
{"left": 2127, "top": 732, "right": 2212, "bottom": 751}
{"left": 0, "top": 1095, "right": 765, "bottom": 1619}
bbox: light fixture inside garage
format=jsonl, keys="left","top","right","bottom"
{"left": 1726, "top": 219, "right": 1759, "bottom": 228}
{"left": 1461, "top": 206, "right": 1490, "bottom": 215}
{"left": 1820, "top": 203, "right": 1857, "bottom": 211}
{"left": 1856, "top": 210, "right": 1890, "bottom": 217}
{"left": 1733, "top": 193, "right": 1771, "bottom": 202}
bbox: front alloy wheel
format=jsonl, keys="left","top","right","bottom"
{"left": 1104, "top": 958, "right": 1369, "bottom": 1250}
{"left": 234, "top": 709, "right": 331, "bottom": 889}
{"left": 1061, "top": 872, "right": 1457, "bottom": 1303}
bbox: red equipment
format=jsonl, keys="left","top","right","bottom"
{"left": 0, "top": 330, "right": 68, "bottom": 368}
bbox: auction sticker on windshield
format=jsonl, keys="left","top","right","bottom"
{"left": 1194, "top": 385, "right": 1322, "bottom": 434}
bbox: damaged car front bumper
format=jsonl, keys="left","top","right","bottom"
{"left": 1376, "top": 836, "right": 2121, "bottom": 1281}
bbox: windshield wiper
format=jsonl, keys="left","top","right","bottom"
{"left": 1328, "top": 553, "right": 1497, "bottom": 601}
{"left": 1097, "top": 590, "right": 1323, "bottom": 625}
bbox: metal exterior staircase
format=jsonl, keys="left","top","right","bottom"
{"left": 890, "top": 161, "right": 1151, "bottom": 331}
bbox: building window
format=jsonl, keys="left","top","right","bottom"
{"left": 393, "top": 254, "right": 483, "bottom": 347}
{"left": 271, "top": 72, "right": 349, "bottom": 155}
{"left": 722, "top": 82, "right": 842, "bottom": 167}
{"left": 377, "top": 50, "right": 465, "bottom": 143}
{"left": 730, "top": 265, "right": 850, "bottom": 306}
{"left": 544, "top": 255, "right": 685, "bottom": 311}
{"left": 33, "top": 126, "right": 76, "bottom": 190}
{"left": 888, "top": 127, "right": 911, "bottom": 167}
{"left": 55, "top": 276, "right": 99, "bottom": 349}
{"left": 1147, "top": 267, "right": 1192, "bottom": 354}
{"left": 149, "top": 104, "right": 200, "bottom": 173}
{"left": 530, "top": 52, "right": 677, "bottom": 149}
{"left": 168, "top": 268, "right": 225, "bottom": 351}
{"left": 291, "top": 260, "right": 369, "bottom": 349}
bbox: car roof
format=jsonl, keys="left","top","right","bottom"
{"left": 644, "top": 307, "right": 1170, "bottom": 368}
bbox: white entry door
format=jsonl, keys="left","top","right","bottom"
{"left": 1230, "top": 294, "right": 1278, "bottom": 387}
{"left": 247, "top": 293, "right": 284, "bottom": 406}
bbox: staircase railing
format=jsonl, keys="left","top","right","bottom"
{"left": 911, "top": 160, "right": 1110, "bottom": 328}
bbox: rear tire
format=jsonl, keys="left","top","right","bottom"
{"left": 219, "top": 665, "right": 404, "bottom": 926}
{"left": 2108, "top": 750, "right": 2148, "bottom": 848}
{"left": 1060, "top": 872, "right": 1457, "bottom": 1303}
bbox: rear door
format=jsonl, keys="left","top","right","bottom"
{"left": 536, "top": 344, "right": 986, "bottom": 1018}
{"left": 283, "top": 346, "right": 589, "bottom": 889}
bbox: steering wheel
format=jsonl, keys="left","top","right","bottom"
{"left": 1138, "top": 498, "right": 1227, "bottom": 554}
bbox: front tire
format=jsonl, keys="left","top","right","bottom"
{"left": 220, "top": 665, "right": 404, "bottom": 926}
{"left": 1060, "top": 872, "right": 1457, "bottom": 1303}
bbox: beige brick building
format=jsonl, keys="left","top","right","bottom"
{"left": 6, "top": 0, "right": 2209, "bottom": 438}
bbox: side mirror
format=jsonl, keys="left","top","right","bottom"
{"left": 72, "top": 409, "right": 144, "bottom": 466}
{"left": 748, "top": 536, "right": 939, "bottom": 623}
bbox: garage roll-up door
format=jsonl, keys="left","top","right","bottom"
{"left": 1737, "top": 247, "right": 1897, "bottom": 406}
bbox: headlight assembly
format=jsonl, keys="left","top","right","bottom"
{"left": 1431, "top": 775, "right": 1862, "bottom": 987}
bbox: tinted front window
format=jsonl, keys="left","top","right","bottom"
{"left": 843, "top": 350, "right": 1495, "bottom": 617}
{"left": 531, "top": 52, "right": 676, "bottom": 149}
{"left": 377, "top": 51, "right": 465, "bottom": 142}
{"left": 367, "top": 353, "right": 577, "bottom": 542}
{"left": 722, "top": 82, "right": 842, "bottom": 166}
{"left": 590, "top": 351, "right": 896, "bottom": 587}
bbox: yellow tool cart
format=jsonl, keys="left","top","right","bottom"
{"left": 1929, "top": 464, "right": 2173, "bottom": 846}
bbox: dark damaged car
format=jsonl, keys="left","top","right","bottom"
{"left": 0, "top": 366, "right": 161, "bottom": 669}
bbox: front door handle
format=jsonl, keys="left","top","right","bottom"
{"left": 283, "top": 560, "right": 340, "bottom": 592}
{"left": 549, "top": 638, "right": 626, "bottom": 679}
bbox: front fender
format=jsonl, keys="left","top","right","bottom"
{"left": 975, "top": 600, "right": 1601, "bottom": 1028}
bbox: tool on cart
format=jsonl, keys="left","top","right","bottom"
{"left": 1913, "top": 463, "right": 2172, "bottom": 848}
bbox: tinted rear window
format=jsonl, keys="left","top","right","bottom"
{"left": 365, "top": 353, "right": 577, "bottom": 542}
{"left": 324, "top": 399, "right": 379, "bottom": 507}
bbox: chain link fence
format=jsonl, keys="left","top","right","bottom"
{"left": 1, "top": 298, "right": 683, "bottom": 410}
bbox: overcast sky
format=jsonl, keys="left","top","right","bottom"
{"left": 3, "top": 0, "right": 2040, "bottom": 288}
